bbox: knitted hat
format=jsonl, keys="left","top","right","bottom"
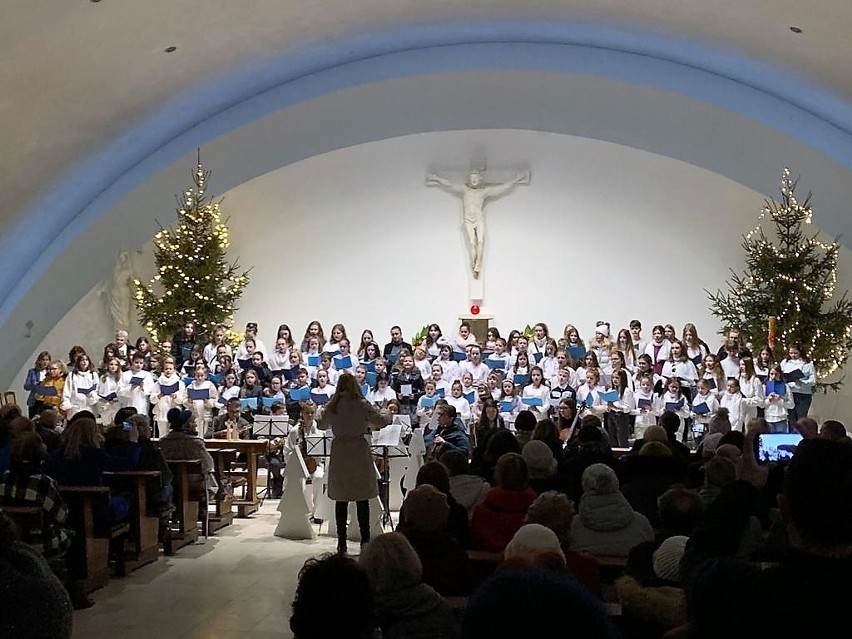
{"left": 581, "top": 463, "right": 620, "bottom": 496}
{"left": 403, "top": 484, "right": 449, "bottom": 531}
{"left": 653, "top": 535, "right": 688, "bottom": 582}
{"left": 522, "top": 440, "right": 557, "bottom": 478}
{"left": 504, "top": 523, "right": 565, "bottom": 562}
{"left": 699, "top": 433, "right": 724, "bottom": 458}
{"left": 594, "top": 323, "right": 610, "bottom": 338}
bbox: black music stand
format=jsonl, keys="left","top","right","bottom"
{"left": 251, "top": 417, "right": 291, "bottom": 503}
{"left": 370, "top": 424, "right": 409, "bottom": 531}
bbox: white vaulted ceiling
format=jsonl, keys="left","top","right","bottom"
{"left": 1, "top": 0, "right": 852, "bottom": 385}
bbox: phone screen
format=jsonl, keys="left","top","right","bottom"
{"left": 757, "top": 433, "right": 802, "bottom": 463}
{"left": 122, "top": 421, "right": 133, "bottom": 431}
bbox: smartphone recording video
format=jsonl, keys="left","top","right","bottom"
{"left": 757, "top": 433, "right": 802, "bottom": 463}
{"left": 122, "top": 421, "right": 133, "bottom": 431}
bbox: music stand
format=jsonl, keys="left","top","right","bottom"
{"left": 370, "top": 423, "right": 409, "bottom": 530}
{"left": 304, "top": 434, "right": 333, "bottom": 459}
{"left": 249, "top": 416, "right": 291, "bottom": 503}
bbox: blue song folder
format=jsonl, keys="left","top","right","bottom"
{"left": 362, "top": 360, "right": 376, "bottom": 373}
{"left": 453, "top": 351, "right": 467, "bottom": 362}
{"left": 464, "top": 391, "right": 476, "bottom": 404}
{"left": 99, "top": 392, "right": 118, "bottom": 402}
{"left": 289, "top": 386, "right": 310, "bottom": 401}
{"left": 237, "top": 359, "right": 252, "bottom": 371}
{"left": 783, "top": 369, "right": 805, "bottom": 383}
{"left": 182, "top": 376, "right": 194, "bottom": 387}
{"left": 568, "top": 345, "right": 586, "bottom": 360}
{"left": 77, "top": 385, "right": 96, "bottom": 396}
{"left": 513, "top": 374, "right": 530, "bottom": 386}
{"left": 309, "top": 392, "right": 330, "bottom": 406}
{"left": 240, "top": 398, "right": 258, "bottom": 411}
{"left": 159, "top": 382, "right": 178, "bottom": 396}
{"left": 181, "top": 346, "right": 192, "bottom": 359}
{"left": 532, "top": 352, "right": 543, "bottom": 364}
{"left": 366, "top": 371, "right": 378, "bottom": 386}
{"left": 765, "top": 380, "right": 787, "bottom": 396}
{"left": 584, "top": 394, "right": 594, "bottom": 407}
{"left": 637, "top": 397, "right": 653, "bottom": 409}
{"left": 307, "top": 355, "right": 321, "bottom": 367}
{"left": 261, "top": 396, "right": 281, "bottom": 408}
{"left": 599, "top": 389, "right": 619, "bottom": 403}
{"left": 334, "top": 355, "right": 352, "bottom": 369}
{"left": 665, "top": 400, "right": 685, "bottom": 412}
{"left": 130, "top": 376, "right": 145, "bottom": 387}
{"left": 691, "top": 402, "right": 710, "bottom": 415}
{"left": 521, "top": 396, "right": 543, "bottom": 407}
{"left": 420, "top": 396, "right": 436, "bottom": 408}
{"left": 35, "top": 385, "right": 58, "bottom": 397}
{"left": 360, "top": 383, "right": 370, "bottom": 397}
{"left": 434, "top": 387, "right": 445, "bottom": 398}
{"left": 485, "top": 358, "right": 505, "bottom": 370}
{"left": 282, "top": 367, "right": 299, "bottom": 381}
{"left": 499, "top": 400, "right": 514, "bottom": 412}
{"left": 187, "top": 387, "right": 209, "bottom": 401}
{"left": 208, "top": 373, "right": 224, "bottom": 385}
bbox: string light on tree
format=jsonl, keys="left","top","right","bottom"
{"left": 706, "top": 168, "right": 852, "bottom": 391}
{"left": 134, "top": 151, "right": 251, "bottom": 347}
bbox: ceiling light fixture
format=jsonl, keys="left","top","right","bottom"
{"left": 164, "top": 46, "right": 177, "bottom": 53}
{"left": 789, "top": 26, "right": 803, "bottom": 33}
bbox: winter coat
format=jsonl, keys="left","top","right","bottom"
{"left": 570, "top": 490, "right": 655, "bottom": 556}
{"left": 373, "top": 583, "right": 457, "bottom": 639}
{"left": 318, "top": 394, "right": 385, "bottom": 501}
{"left": 470, "top": 486, "right": 538, "bottom": 552}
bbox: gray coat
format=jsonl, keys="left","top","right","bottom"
{"left": 318, "top": 395, "right": 385, "bottom": 501}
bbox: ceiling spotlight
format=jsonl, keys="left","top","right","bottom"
{"left": 789, "top": 26, "right": 803, "bottom": 33}
{"left": 164, "top": 46, "right": 177, "bottom": 53}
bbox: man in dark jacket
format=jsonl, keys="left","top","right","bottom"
{"left": 424, "top": 404, "right": 469, "bottom": 458}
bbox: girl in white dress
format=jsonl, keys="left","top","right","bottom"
{"left": 631, "top": 373, "right": 659, "bottom": 439}
{"left": 324, "top": 323, "right": 347, "bottom": 355}
{"left": 521, "top": 366, "right": 550, "bottom": 421}
{"left": 332, "top": 338, "right": 359, "bottom": 376}
{"left": 149, "top": 357, "right": 187, "bottom": 437}
{"left": 498, "top": 378, "right": 522, "bottom": 424}
{"left": 429, "top": 364, "right": 451, "bottom": 398}
{"left": 412, "top": 344, "right": 433, "bottom": 381}
{"left": 97, "top": 357, "right": 122, "bottom": 426}
{"left": 538, "top": 340, "right": 559, "bottom": 383}
{"left": 446, "top": 379, "right": 472, "bottom": 425}
{"left": 186, "top": 362, "right": 220, "bottom": 434}
{"left": 738, "top": 357, "right": 765, "bottom": 427}
{"left": 61, "top": 353, "right": 99, "bottom": 420}
{"left": 436, "top": 344, "right": 462, "bottom": 383}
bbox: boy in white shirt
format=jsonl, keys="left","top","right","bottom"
{"left": 119, "top": 353, "right": 155, "bottom": 414}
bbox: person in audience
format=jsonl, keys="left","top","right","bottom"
{"left": 471, "top": 428, "right": 522, "bottom": 485}
{"left": 524, "top": 490, "right": 603, "bottom": 597}
{"left": 471, "top": 452, "right": 537, "bottom": 552}
{"left": 619, "top": 439, "right": 688, "bottom": 530}
{"left": 570, "top": 463, "right": 655, "bottom": 556}
{"left": 158, "top": 408, "right": 215, "bottom": 475}
{"left": 317, "top": 372, "right": 386, "bottom": 555}
{"left": 358, "top": 532, "right": 456, "bottom": 639}
{"left": 459, "top": 565, "right": 615, "bottom": 639}
{"left": 398, "top": 461, "right": 470, "bottom": 547}
{"left": 819, "top": 418, "right": 850, "bottom": 444}
{"left": 0, "top": 510, "right": 75, "bottom": 633}
{"left": 558, "top": 416, "right": 622, "bottom": 503}
{"left": 522, "top": 439, "right": 560, "bottom": 494}
{"left": 503, "top": 522, "right": 567, "bottom": 572}
{"left": 34, "top": 408, "right": 62, "bottom": 453}
{"left": 23, "top": 350, "right": 52, "bottom": 418}
{"left": 396, "top": 483, "right": 473, "bottom": 597}
{"left": 681, "top": 428, "right": 852, "bottom": 637}
{"left": 441, "top": 449, "right": 490, "bottom": 518}
{"left": 290, "top": 553, "right": 377, "bottom": 639}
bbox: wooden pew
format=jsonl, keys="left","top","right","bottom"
{"left": 164, "top": 459, "right": 203, "bottom": 555}
{"left": 203, "top": 439, "right": 267, "bottom": 517}
{"left": 103, "top": 470, "right": 162, "bottom": 572}
{"left": 0, "top": 504, "right": 43, "bottom": 546}
{"left": 59, "top": 486, "right": 130, "bottom": 589}
{"left": 207, "top": 448, "right": 237, "bottom": 533}
{"left": 466, "top": 549, "right": 504, "bottom": 587}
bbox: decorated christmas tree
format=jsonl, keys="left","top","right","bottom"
{"left": 134, "top": 154, "right": 250, "bottom": 345}
{"left": 707, "top": 168, "right": 852, "bottom": 390}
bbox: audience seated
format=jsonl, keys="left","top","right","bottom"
{"left": 558, "top": 417, "right": 623, "bottom": 504}
{"left": 470, "top": 429, "right": 521, "bottom": 486}
{"left": 34, "top": 409, "right": 62, "bottom": 454}
{"left": 290, "top": 553, "right": 377, "bottom": 639}
{"left": 441, "top": 449, "right": 489, "bottom": 519}
{"left": 513, "top": 410, "right": 537, "bottom": 450}
{"left": 470, "top": 453, "right": 537, "bottom": 552}
{"left": 397, "top": 484, "right": 473, "bottom": 597}
{"left": 521, "top": 440, "right": 560, "bottom": 494}
{"left": 459, "top": 566, "right": 617, "bottom": 639}
{"left": 0, "top": 511, "right": 74, "bottom": 638}
{"left": 681, "top": 427, "right": 852, "bottom": 637}
{"left": 531, "top": 417, "right": 565, "bottom": 463}
{"left": 620, "top": 440, "right": 688, "bottom": 529}
{"left": 358, "top": 532, "right": 457, "bottom": 639}
{"left": 398, "top": 461, "right": 470, "bottom": 548}
{"left": 524, "top": 490, "right": 603, "bottom": 597}
{"left": 503, "top": 523, "right": 567, "bottom": 570}
{"left": 570, "top": 463, "right": 655, "bottom": 556}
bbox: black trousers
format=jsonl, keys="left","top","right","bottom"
{"left": 335, "top": 500, "right": 370, "bottom": 547}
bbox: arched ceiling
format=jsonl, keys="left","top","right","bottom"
{"left": 2, "top": 1, "right": 852, "bottom": 385}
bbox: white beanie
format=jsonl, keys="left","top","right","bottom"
{"left": 504, "top": 524, "right": 565, "bottom": 562}
{"left": 653, "top": 535, "right": 689, "bottom": 582}
{"left": 522, "top": 440, "right": 557, "bottom": 478}
{"left": 594, "top": 322, "right": 610, "bottom": 338}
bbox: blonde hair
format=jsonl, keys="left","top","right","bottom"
{"left": 62, "top": 417, "right": 101, "bottom": 459}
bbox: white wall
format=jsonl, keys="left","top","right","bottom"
{"left": 11, "top": 129, "right": 852, "bottom": 420}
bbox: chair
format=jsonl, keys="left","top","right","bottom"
{"left": 2, "top": 391, "right": 16, "bottom": 406}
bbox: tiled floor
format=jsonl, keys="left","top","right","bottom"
{"left": 71, "top": 502, "right": 354, "bottom": 639}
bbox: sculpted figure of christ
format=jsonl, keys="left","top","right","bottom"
{"left": 427, "top": 168, "right": 528, "bottom": 278}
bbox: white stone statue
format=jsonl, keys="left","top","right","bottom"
{"left": 103, "top": 251, "right": 135, "bottom": 331}
{"left": 427, "top": 168, "right": 529, "bottom": 278}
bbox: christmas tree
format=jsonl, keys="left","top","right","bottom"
{"left": 134, "top": 154, "right": 250, "bottom": 345}
{"left": 707, "top": 168, "right": 852, "bottom": 390}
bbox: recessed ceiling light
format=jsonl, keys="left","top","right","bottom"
{"left": 164, "top": 46, "right": 177, "bottom": 53}
{"left": 789, "top": 26, "right": 803, "bottom": 33}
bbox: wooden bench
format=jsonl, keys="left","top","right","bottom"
{"left": 59, "top": 486, "right": 130, "bottom": 590}
{"left": 164, "top": 459, "right": 204, "bottom": 554}
{"left": 1, "top": 504, "right": 43, "bottom": 545}
{"left": 208, "top": 448, "right": 238, "bottom": 533}
{"left": 103, "top": 470, "right": 162, "bottom": 572}
{"left": 466, "top": 549, "right": 504, "bottom": 586}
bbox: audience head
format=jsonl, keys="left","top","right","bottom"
{"left": 61, "top": 418, "right": 101, "bottom": 459}
{"left": 494, "top": 453, "right": 529, "bottom": 490}
{"left": 698, "top": 433, "right": 724, "bottom": 460}
{"left": 403, "top": 484, "right": 450, "bottom": 532}
{"left": 658, "top": 411, "right": 681, "bottom": 439}
{"left": 521, "top": 440, "right": 557, "bottom": 478}
{"left": 703, "top": 455, "right": 736, "bottom": 489}
{"left": 504, "top": 523, "right": 566, "bottom": 568}
{"left": 112, "top": 407, "right": 137, "bottom": 428}
{"left": 708, "top": 407, "right": 731, "bottom": 435}
{"left": 652, "top": 535, "right": 689, "bottom": 583}
{"left": 581, "top": 463, "right": 620, "bottom": 497}
{"left": 642, "top": 425, "right": 668, "bottom": 444}
{"left": 718, "top": 430, "right": 745, "bottom": 451}
{"left": 290, "top": 553, "right": 375, "bottom": 639}
{"left": 657, "top": 486, "right": 705, "bottom": 537}
{"left": 415, "top": 461, "right": 451, "bottom": 495}
{"left": 525, "top": 490, "right": 575, "bottom": 546}
{"left": 514, "top": 410, "right": 537, "bottom": 433}
{"left": 460, "top": 567, "right": 616, "bottom": 639}
{"left": 820, "top": 419, "right": 849, "bottom": 443}
{"left": 639, "top": 441, "right": 673, "bottom": 457}
{"left": 127, "top": 414, "right": 151, "bottom": 439}
{"left": 440, "top": 449, "right": 469, "bottom": 477}
{"left": 166, "top": 408, "right": 192, "bottom": 431}
{"left": 532, "top": 418, "right": 560, "bottom": 443}
{"left": 779, "top": 439, "right": 852, "bottom": 555}
{"left": 9, "top": 431, "right": 47, "bottom": 474}
{"left": 483, "top": 429, "right": 521, "bottom": 464}
{"left": 359, "top": 532, "right": 423, "bottom": 594}
{"left": 37, "top": 409, "right": 60, "bottom": 430}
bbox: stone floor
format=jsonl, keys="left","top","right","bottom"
{"left": 71, "top": 501, "right": 359, "bottom": 639}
